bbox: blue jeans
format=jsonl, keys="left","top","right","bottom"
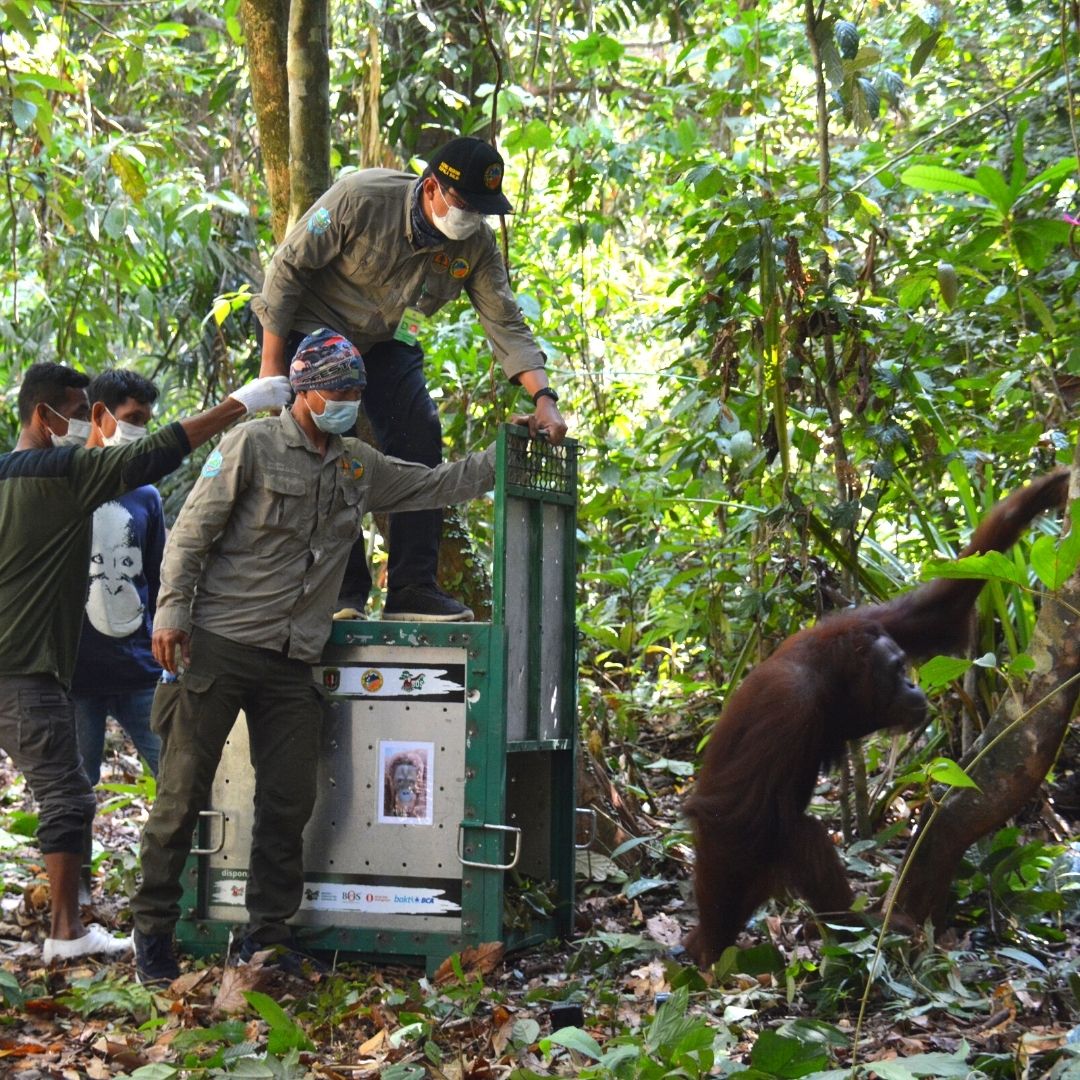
{"left": 71, "top": 688, "right": 160, "bottom": 786}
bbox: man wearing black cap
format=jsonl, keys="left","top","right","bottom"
{"left": 251, "top": 136, "right": 566, "bottom": 623}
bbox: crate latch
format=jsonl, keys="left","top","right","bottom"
{"left": 456, "top": 821, "right": 522, "bottom": 870}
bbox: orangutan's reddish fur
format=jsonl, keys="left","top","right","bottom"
{"left": 683, "top": 470, "right": 1069, "bottom": 967}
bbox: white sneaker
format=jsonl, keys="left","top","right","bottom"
{"left": 43, "top": 924, "right": 134, "bottom": 964}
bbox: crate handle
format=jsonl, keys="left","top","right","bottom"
{"left": 190, "top": 810, "right": 226, "bottom": 855}
{"left": 456, "top": 821, "right": 522, "bottom": 870}
{"left": 575, "top": 807, "right": 597, "bottom": 850}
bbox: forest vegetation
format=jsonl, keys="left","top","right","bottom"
{"left": 0, "top": 0, "right": 1079, "bottom": 1075}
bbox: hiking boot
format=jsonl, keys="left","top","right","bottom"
{"left": 237, "top": 934, "right": 327, "bottom": 977}
{"left": 382, "top": 584, "right": 474, "bottom": 623}
{"left": 133, "top": 929, "right": 180, "bottom": 986}
{"left": 43, "top": 924, "right": 133, "bottom": 964}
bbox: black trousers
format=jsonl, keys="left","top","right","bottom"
{"left": 341, "top": 339, "right": 443, "bottom": 606}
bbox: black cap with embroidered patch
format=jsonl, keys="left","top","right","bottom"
{"left": 428, "top": 137, "right": 514, "bottom": 215}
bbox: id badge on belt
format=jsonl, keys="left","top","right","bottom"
{"left": 393, "top": 306, "right": 428, "bottom": 345}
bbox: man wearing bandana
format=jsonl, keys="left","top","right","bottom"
{"left": 252, "top": 136, "right": 566, "bottom": 623}
{"left": 130, "top": 329, "right": 517, "bottom": 985}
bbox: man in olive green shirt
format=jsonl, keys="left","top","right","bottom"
{"left": 132, "top": 330, "right": 519, "bottom": 984}
{"left": 253, "top": 136, "right": 566, "bottom": 622}
{"left": 0, "top": 362, "right": 291, "bottom": 964}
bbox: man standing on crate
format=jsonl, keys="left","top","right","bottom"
{"left": 130, "top": 330, "right": 529, "bottom": 985}
{"left": 251, "top": 136, "right": 567, "bottom": 622}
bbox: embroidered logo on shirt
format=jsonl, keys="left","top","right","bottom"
{"left": 450, "top": 257, "right": 470, "bottom": 279}
{"left": 201, "top": 449, "right": 224, "bottom": 478}
{"left": 432, "top": 252, "right": 451, "bottom": 272}
{"left": 308, "top": 207, "right": 332, "bottom": 235}
{"left": 340, "top": 457, "right": 365, "bottom": 481}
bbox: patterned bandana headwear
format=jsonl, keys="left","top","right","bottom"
{"left": 288, "top": 329, "right": 366, "bottom": 391}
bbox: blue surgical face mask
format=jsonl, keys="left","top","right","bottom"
{"left": 310, "top": 391, "right": 359, "bottom": 434}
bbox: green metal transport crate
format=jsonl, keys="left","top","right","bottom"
{"left": 175, "top": 425, "right": 579, "bottom": 972}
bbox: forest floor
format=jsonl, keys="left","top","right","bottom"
{"left": 0, "top": 730, "right": 1078, "bottom": 1080}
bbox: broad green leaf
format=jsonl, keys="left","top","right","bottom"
{"left": 973, "top": 165, "right": 1013, "bottom": 215}
{"left": 750, "top": 1029, "right": 829, "bottom": 1077}
{"left": 242, "top": 991, "right": 313, "bottom": 1054}
{"left": 542, "top": 1026, "right": 603, "bottom": 1060}
{"left": 3, "top": 0, "right": 37, "bottom": 38}
{"left": 1019, "top": 285, "right": 1056, "bottom": 335}
{"left": 900, "top": 164, "right": 988, "bottom": 198}
{"left": 11, "top": 97, "right": 36, "bottom": 131}
{"left": 867, "top": 1042, "right": 972, "bottom": 1078}
{"left": 506, "top": 118, "right": 554, "bottom": 152}
{"left": 898, "top": 274, "right": 932, "bottom": 308}
{"left": 917, "top": 655, "right": 971, "bottom": 692}
{"left": 926, "top": 757, "right": 979, "bottom": 790}
{"left": 921, "top": 550, "right": 1027, "bottom": 586}
{"left": 909, "top": 29, "right": 940, "bottom": 76}
{"left": 1019, "top": 155, "right": 1079, "bottom": 195}
{"left": 111, "top": 152, "right": 148, "bottom": 203}
{"left": 1029, "top": 501, "right": 1080, "bottom": 589}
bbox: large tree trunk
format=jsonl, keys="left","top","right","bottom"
{"left": 240, "top": 0, "right": 291, "bottom": 243}
{"left": 286, "top": 0, "right": 331, "bottom": 226}
{"left": 891, "top": 442, "right": 1080, "bottom": 926}
{"left": 242, "top": 0, "right": 331, "bottom": 240}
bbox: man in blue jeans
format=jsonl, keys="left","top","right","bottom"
{"left": 70, "top": 370, "right": 166, "bottom": 900}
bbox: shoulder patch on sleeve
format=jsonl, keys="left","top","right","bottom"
{"left": 308, "top": 207, "right": 332, "bottom": 235}
{"left": 201, "top": 448, "right": 224, "bottom": 479}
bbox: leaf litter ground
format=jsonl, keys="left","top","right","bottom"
{"left": 0, "top": 727, "right": 1078, "bottom": 1079}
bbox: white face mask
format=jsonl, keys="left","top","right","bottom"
{"left": 102, "top": 408, "right": 147, "bottom": 446}
{"left": 432, "top": 192, "right": 484, "bottom": 241}
{"left": 46, "top": 404, "right": 92, "bottom": 448}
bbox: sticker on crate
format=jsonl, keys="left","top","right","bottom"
{"left": 207, "top": 869, "right": 462, "bottom": 915}
{"left": 378, "top": 740, "right": 434, "bottom": 825}
{"left": 315, "top": 664, "right": 465, "bottom": 701}
{"left": 299, "top": 882, "right": 461, "bottom": 915}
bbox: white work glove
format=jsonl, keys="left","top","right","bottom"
{"left": 228, "top": 375, "right": 293, "bottom": 414}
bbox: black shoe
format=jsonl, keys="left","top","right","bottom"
{"left": 382, "top": 584, "right": 474, "bottom": 623}
{"left": 237, "top": 934, "right": 326, "bottom": 977}
{"left": 133, "top": 929, "right": 179, "bottom": 986}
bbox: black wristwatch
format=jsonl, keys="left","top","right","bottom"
{"left": 532, "top": 386, "right": 559, "bottom": 405}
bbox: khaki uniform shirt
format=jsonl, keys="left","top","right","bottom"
{"left": 154, "top": 410, "right": 495, "bottom": 663}
{"left": 251, "top": 169, "right": 545, "bottom": 381}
